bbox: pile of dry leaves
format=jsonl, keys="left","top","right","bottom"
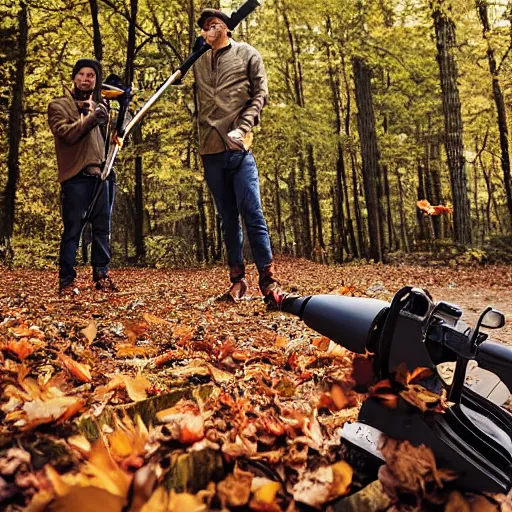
{"left": 0, "top": 259, "right": 510, "bottom": 511}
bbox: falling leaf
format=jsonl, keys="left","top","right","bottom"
{"left": 378, "top": 437, "right": 458, "bottom": 500}
{"left": 80, "top": 320, "right": 97, "bottom": 344}
{"left": 57, "top": 353, "right": 92, "bottom": 383}
{"left": 417, "top": 199, "right": 452, "bottom": 216}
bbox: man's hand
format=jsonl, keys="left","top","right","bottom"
{"left": 228, "top": 128, "right": 247, "bottom": 149}
{"left": 83, "top": 101, "right": 109, "bottom": 127}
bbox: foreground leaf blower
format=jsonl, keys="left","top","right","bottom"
{"left": 281, "top": 287, "right": 512, "bottom": 493}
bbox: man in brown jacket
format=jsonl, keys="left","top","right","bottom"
{"left": 195, "top": 9, "right": 283, "bottom": 304}
{"left": 48, "top": 58, "right": 116, "bottom": 293}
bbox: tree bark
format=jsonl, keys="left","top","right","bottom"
{"left": 352, "top": 57, "right": 383, "bottom": 262}
{"left": 124, "top": 0, "right": 145, "bottom": 263}
{"left": 89, "top": 0, "right": 103, "bottom": 61}
{"left": 476, "top": 0, "right": 512, "bottom": 229}
{"left": 432, "top": 2, "right": 472, "bottom": 244}
{"left": 1, "top": 1, "right": 28, "bottom": 254}
{"left": 307, "top": 143, "right": 325, "bottom": 257}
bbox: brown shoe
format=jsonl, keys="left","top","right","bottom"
{"left": 228, "top": 278, "right": 248, "bottom": 301}
{"left": 259, "top": 264, "right": 287, "bottom": 309}
{"left": 95, "top": 275, "right": 118, "bottom": 292}
{"left": 258, "top": 263, "right": 279, "bottom": 295}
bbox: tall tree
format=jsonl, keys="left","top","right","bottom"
{"left": 352, "top": 56, "right": 383, "bottom": 262}
{"left": 89, "top": 0, "right": 103, "bottom": 61}
{"left": 125, "top": 0, "right": 146, "bottom": 263}
{"left": 476, "top": 0, "right": 512, "bottom": 229}
{"left": 1, "top": 1, "right": 28, "bottom": 256}
{"left": 431, "top": 1, "right": 472, "bottom": 244}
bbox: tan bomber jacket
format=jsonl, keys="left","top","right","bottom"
{"left": 48, "top": 92, "right": 105, "bottom": 183}
{"left": 194, "top": 39, "right": 269, "bottom": 155}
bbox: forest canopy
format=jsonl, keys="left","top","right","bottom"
{"left": 1, "top": 0, "right": 512, "bottom": 267}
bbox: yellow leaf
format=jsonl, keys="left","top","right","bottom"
{"left": 330, "top": 460, "right": 353, "bottom": 499}
{"left": 252, "top": 481, "right": 281, "bottom": 504}
{"left": 48, "top": 486, "right": 125, "bottom": 512}
{"left": 168, "top": 490, "right": 207, "bottom": 512}
{"left": 123, "top": 375, "right": 150, "bottom": 402}
{"left": 67, "top": 435, "right": 91, "bottom": 457}
{"left": 140, "top": 486, "right": 169, "bottom": 512}
{"left": 58, "top": 353, "right": 92, "bottom": 383}
{"left": 80, "top": 320, "right": 97, "bottom": 344}
{"left": 274, "top": 336, "right": 288, "bottom": 348}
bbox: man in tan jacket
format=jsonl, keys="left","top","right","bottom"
{"left": 195, "top": 9, "right": 283, "bottom": 304}
{"left": 48, "top": 58, "right": 116, "bottom": 293}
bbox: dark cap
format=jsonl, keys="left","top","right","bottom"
{"left": 71, "top": 58, "right": 103, "bottom": 102}
{"left": 197, "top": 8, "right": 231, "bottom": 29}
{"left": 72, "top": 58, "right": 102, "bottom": 80}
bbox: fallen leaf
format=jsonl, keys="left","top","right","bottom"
{"left": 330, "top": 460, "right": 353, "bottom": 499}
{"left": 217, "top": 465, "right": 253, "bottom": 507}
{"left": 80, "top": 320, "right": 97, "bottom": 344}
{"left": 1, "top": 338, "right": 41, "bottom": 360}
{"left": 57, "top": 353, "right": 92, "bottom": 383}
{"left": 142, "top": 313, "right": 170, "bottom": 325}
{"left": 274, "top": 335, "right": 288, "bottom": 348}
{"left": 123, "top": 375, "right": 150, "bottom": 402}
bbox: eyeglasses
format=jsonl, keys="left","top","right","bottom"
{"left": 202, "top": 23, "right": 223, "bottom": 32}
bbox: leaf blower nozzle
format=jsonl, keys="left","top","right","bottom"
{"left": 281, "top": 294, "right": 389, "bottom": 354}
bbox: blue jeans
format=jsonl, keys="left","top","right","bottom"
{"left": 202, "top": 150, "right": 273, "bottom": 271}
{"left": 59, "top": 172, "right": 111, "bottom": 282}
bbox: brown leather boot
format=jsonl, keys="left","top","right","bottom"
{"left": 259, "top": 263, "right": 287, "bottom": 308}
{"left": 227, "top": 265, "right": 247, "bottom": 301}
{"left": 228, "top": 278, "right": 248, "bottom": 301}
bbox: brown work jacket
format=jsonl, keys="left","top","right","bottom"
{"left": 48, "top": 92, "right": 105, "bottom": 183}
{"left": 194, "top": 39, "right": 268, "bottom": 155}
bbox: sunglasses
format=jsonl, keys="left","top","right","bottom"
{"left": 202, "top": 23, "right": 224, "bottom": 32}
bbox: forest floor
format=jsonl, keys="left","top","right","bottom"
{"left": 0, "top": 258, "right": 511, "bottom": 511}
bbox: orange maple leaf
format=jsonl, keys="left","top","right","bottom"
{"left": 417, "top": 199, "right": 452, "bottom": 216}
{"left": 57, "top": 353, "right": 92, "bottom": 383}
{"left": 1, "top": 339, "right": 40, "bottom": 360}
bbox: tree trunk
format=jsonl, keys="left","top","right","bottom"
{"left": 89, "top": 0, "right": 103, "bottom": 61}
{"left": 197, "top": 186, "right": 208, "bottom": 262}
{"left": 476, "top": 0, "right": 512, "bottom": 229}
{"left": 352, "top": 56, "right": 383, "bottom": 262}
{"left": 432, "top": 2, "right": 472, "bottom": 244}
{"left": 124, "top": 0, "right": 145, "bottom": 263}
{"left": 288, "top": 167, "right": 301, "bottom": 257}
{"left": 397, "top": 169, "right": 411, "bottom": 253}
{"left": 1, "top": 1, "right": 28, "bottom": 255}
{"left": 307, "top": 143, "right": 325, "bottom": 257}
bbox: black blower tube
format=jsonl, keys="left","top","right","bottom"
{"left": 282, "top": 295, "right": 389, "bottom": 354}
{"left": 477, "top": 340, "right": 512, "bottom": 391}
